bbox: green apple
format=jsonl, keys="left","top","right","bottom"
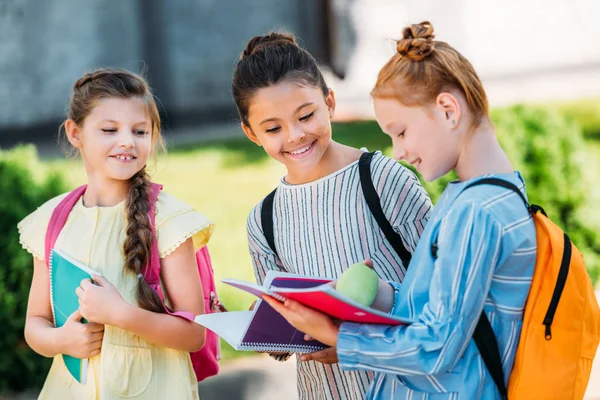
{"left": 336, "top": 262, "right": 378, "bottom": 307}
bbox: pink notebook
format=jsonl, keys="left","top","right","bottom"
{"left": 223, "top": 271, "right": 408, "bottom": 326}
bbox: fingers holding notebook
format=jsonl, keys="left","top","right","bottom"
{"left": 59, "top": 309, "right": 104, "bottom": 359}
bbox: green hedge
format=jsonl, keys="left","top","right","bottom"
{"left": 558, "top": 98, "right": 600, "bottom": 139}
{"left": 0, "top": 146, "right": 67, "bottom": 393}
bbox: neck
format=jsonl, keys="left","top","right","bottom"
{"left": 83, "top": 173, "right": 130, "bottom": 207}
{"left": 285, "top": 141, "right": 362, "bottom": 184}
{"left": 455, "top": 120, "right": 513, "bottom": 181}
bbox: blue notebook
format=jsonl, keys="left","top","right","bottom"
{"left": 49, "top": 249, "right": 101, "bottom": 384}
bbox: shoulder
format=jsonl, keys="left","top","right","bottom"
{"left": 17, "top": 192, "right": 71, "bottom": 261}
{"left": 369, "top": 152, "right": 421, "bottom": 189}
{"left": 18, "top": 191, "right": 71, "bottom": 230}
{"left": 153, "top": 190, "right": 214, "bottom": 257}
{"left": 155, "top": 190, "right": 195, "bottom": 225}
{"left": 246, "top": 190, "right": 273, "bottom": 235}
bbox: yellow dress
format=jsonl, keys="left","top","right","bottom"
{"left": 18, "top": 190, "right": 214, "bottom": 400}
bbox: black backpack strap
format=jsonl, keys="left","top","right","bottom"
{"left": 358, "top": 152, "right": 412, "bottom": 267}
{"left": 431, "top": 177, "right": 540, "bottom": 259}
{"left": 473, "top": 314, "right": 509, "bottom": 400}
{"left": 260, "top": 188, "right": 278, "bottom": 258}
{"left": 465, "top": 178, "right": 527, "bottom": 207}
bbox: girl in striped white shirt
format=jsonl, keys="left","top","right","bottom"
{"left": 263, "top": 21, "right": 537, "bottom": 400}
{"left": 231, "top": 32, "right": 433, "bottom": 400}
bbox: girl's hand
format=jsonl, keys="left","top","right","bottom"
{"left": 262, "top": 295, "right": 339, "bottom": 347}
{"left": 58, "top": 309, "right": 104, "bottom": 359}
{"left": 76, "top": 275, "right": 127, "bottom": 326}
{"left": 300, "top": 342, "right": 338, "bottom": 364}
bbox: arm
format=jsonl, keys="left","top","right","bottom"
{"left": 247, "top": 204, "right": 284, "bottom": 286}
{"left": 337, "top": 204, "right": 502, "bottom": 376}
{"left": 25, "top": 257, "right": 103, "bottom": 358}
{"left": 118, "top": 238, "right": 205, "bottom": 352}
{"left": 247, "top": 205, "right": 293, "bottom": 361}
{"left": 78, "top": 238, "right": 206, "bottom": 353}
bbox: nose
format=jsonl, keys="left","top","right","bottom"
{"left": 287, "top": 125, "right": 306, "bottom": 142}
{"left": 393, "top": 145, "right": 407, "bottom": 162}
{"left": 118, "top": 131, "right": 135, "bottom": 148}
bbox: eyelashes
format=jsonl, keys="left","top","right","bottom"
{"left": 265, "top": 111, "right": 315, "bottom": 134}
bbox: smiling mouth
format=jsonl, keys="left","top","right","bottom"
{"left": 409, "top": 158, "right": 421, "bottom": 168}
{"left": 285, "top": 140, "right": 316, "bottom": 156}
{"left": 110, "top": 155, "right": 137, "bottom": 161}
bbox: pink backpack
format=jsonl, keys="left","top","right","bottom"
{"left": 44, "top": 183, "right": 221, "bottom": 382}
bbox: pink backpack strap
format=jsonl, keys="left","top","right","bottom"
{"left": 145, "top": 183, "right": 194, "bottom": 321}
{"left": 44, "top": 185, "right": 88, "bottom": 266}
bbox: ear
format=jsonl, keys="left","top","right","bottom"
{"left": 325, "top": 88, "right": 336, "bottom": 120}
{"left": 241, "top": 122, "right": 262, "bottom": 146}
{"left": 435, "top": 92, "right": 461, "bottom": 130}
{"left": 65, "top": 119, "right": 83, "bottom": 148}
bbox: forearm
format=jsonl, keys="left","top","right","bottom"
{"left": 115, "top": 304, "right": 205, "bottom": 352}
{"left": 24, "top": 316, "right": 62, "bottom": 358}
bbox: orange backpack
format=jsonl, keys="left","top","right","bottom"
{"left": 465, "top": 178, "right": 600, "bottom": 400}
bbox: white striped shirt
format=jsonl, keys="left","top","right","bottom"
{"left": 247, "top": 152, "right": 433, "bottom": 400}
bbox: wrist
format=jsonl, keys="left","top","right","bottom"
{"left": 328, "top": 323, "right": 340, "bottom": 347}
{"left": 51, "top": 325, "right": 66, "bottom": 355}
{"left": 113, "top": 302, "right": 135, "bottom": 329}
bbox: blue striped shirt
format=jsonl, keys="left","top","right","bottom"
{"left": 247, "top": 152, "right": 433, "bottom": 400}
{"left": 337, "top": 172, "right": 536, "bottom": 399}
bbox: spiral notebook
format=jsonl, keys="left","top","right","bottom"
{"left": 195, "top": 271, "right": 408, "bottom": 353}
{"left": 194, "top": 272, "right": 330, "bottom": 353}
{"left": 49, "top": 248, "right": 102, "bottom": 384}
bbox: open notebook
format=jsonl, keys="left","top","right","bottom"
{"left": 194, "top": 271, "right": 408, "bottom": 353}
{"left": 195, "top": 272, "right": 329, "bottom": 353}
{"left": 49, "top": 249, "right": 101, "bottom": 384}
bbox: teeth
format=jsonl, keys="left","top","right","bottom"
{"left": 116, "top": 155, "right": 133, "bottom": 161}
{"left": 289, "top": 144, "right": 312, "bottom": 155}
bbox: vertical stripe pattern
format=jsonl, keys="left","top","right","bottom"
{"left": 247, "top": 152, "right": 433, "bottom": 400}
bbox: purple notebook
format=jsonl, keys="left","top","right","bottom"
{"left": 194, "top": 273, "right": 330, "bottom": 352}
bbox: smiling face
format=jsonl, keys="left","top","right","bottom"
{"left": 67, "top": 97, "right": 153, "bottom": 183}
{"left": 373, "top": 96, "right": 461, "bottom": 181}
{"left": 241, "top": 81, "right": 336, "bottom": 183}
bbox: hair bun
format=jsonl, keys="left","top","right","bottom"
{"left": 396, "top": 21, "right": 435, "bottom": 61}
{"left": 73, "top": 70, "right": 116, "bottom": 89}
{"left": 241, "top": 32, "right": 297, "bottom": 60}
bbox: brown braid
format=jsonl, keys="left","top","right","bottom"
{"left": 123, "top": 168, "right": 166, "bottom": 313}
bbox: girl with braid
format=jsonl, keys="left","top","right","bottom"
{"left": 18, "top": 68, "right": 213, "bottom": 399}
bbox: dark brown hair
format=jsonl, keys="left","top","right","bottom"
{"left": 62, "top": 68, "right": 166, "bottom": 313}
{"left": 372, "top": 21, "right": 489, "bottom": 124}
{"left": 232, "top": 32, "right": 329, "bottom": 126}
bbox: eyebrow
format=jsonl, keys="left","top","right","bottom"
{"left": 259, "top": 102, "right": 314, "bottom": 125}
{"left": 100, "top": 119, "right": 148, "bottom": 126}
{"left": 384, "top": 121, "right": 404, "bottom": 132}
